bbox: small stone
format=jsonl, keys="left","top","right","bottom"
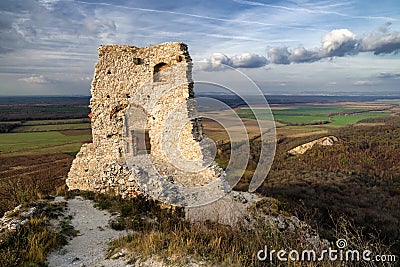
{"left": 110, "top": 249, "right": 126, "bottom": 259}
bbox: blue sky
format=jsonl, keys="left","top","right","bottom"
{"left": 0, "top": 0, "right": 399, "bottom": 96}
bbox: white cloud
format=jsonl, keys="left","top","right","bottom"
{"left": 266, "top": 29, "right": 359, "bottom": 65}
{"left": 359, "top": 22, "right": 400, "bottom": 54}
{"left": 230, "top": 53, "right": 268, "bottom": 68}
{"left": 267, "top": 47, "right": 290, "bottom": 64}
{"left": 200, "top": 52, "right": 268, "bottom": 70}
{"left": 288, "top": 47, "right": 321, "bottom": 63}
{"left": 321, "top": 29, "right": 358, "bottom": 57}
{"left": 19, "top": 75, "right": 50, "bottom": 84}
{"left": 265, "top": 26, "right": 400, "bottom": 65}
{"left": 203, "top": 24, "right": 400, "bottom": 70}
{"left": 353, "top": 80, "right": 377, "bottom": 86}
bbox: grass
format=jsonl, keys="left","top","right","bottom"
{"left": 271, "top": 106, "right": 384, "bottom": 116}
{"left": 0, "top": 201, "right": 79, "bottom": 267}
{"left": 0, "top": 113, "right": 92, "bottom": 156}
{"left": 278, "top": 126, "right": 329, "bottom": 135}
{"left": 237, "top": 108, "right": 274, "bottom": 121}
{"left": 79, "top": 190, "right": 394, "bottom": 267}
{"left": 0, "top": 121, "right": 21, "bottom": 125}
{"left": 0, "top": 215, "right": 58, "bottom": 266}
{"left": 329, "top": 113, "right": 388, "bottom": 126}
{"left": 274, "top": 114, "right": 328, "bottom": 124}
{"left": 8, "top": 118, "right": 91, "bottom": 133}
{"left": 22, "top": 118, "right": 90, "bottom": 126}
{"left": 78, "top": 191, "right": 313, "bottom": 266}
{"left": 1, "top": 187, "right": 395, "bottom": 267}
{"left": 10, "top": 123, "right": 90, "bottom": 133}
{"left": 201, "top": 117, "right": 261, "bottom": 142}
{"left": 238, "top": 106, "right": 390, "bottom": 127}
{"left": 0, "top": 131, "right": 91, "bottom": 156}
{"left": 7, "top": 142, "right": 89, "bottom": 156}
{"left": 111, "top": 221, "right": 271, "bottom": 266}
{"left": 0, "top": 153, "right": 72, "bottom": 215}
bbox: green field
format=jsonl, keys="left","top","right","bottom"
{"left": 22, "top": 118, "right": 90, "bottom": 126}
{"left": 273, "top": 114, "right": 328, "bottom": 124}
{"left": 0, "top": 117, "right": 92, "bottom": 156}
{"left": 10, "top": 123, "right": 90, "bottom": 133}
{"left": 272, "top": 106, "right": 373, "bottom": 116}
{"left": 238, "top": 106, "right": 390, "bottom": 126}
{"left": 0, "top": 131, "right": 91, "bottom": 156}
{"left": 329, "top": 113, "right": 387, "bottom": 126}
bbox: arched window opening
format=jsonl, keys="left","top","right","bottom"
{"left": 153, "top": 62, "right": 169, "bottom": 82}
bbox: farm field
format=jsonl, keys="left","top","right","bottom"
{"left": 9, "top": 122, "right": 90, "bottom": 133}
{"left": 1, "top": 99, "right": 397, "bottom": 157}
{"left": 201, "top": 117, "right": 262, "bottom": 142}
{"left": 0, "top": 153, "right": 74, "bottom": 216}
{"left": 238, "top": 105, "right": 391, "bottom": 125}
{"left": 0, "top": 131, "right": 91, "bottom": 156}
{"left": 202, "top": 101, "right": 397, "bottom": 142}
{"left": 0, "top": 100, "right": 92, "bottom": 215}
{"left": 21, "top": 118, "right": 90, "bottom": 126}
{"left": 0, "top": 98, "right": 92, "bottom": 156}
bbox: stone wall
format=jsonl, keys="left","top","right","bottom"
{"left": 66, "top": 42, "right": 221, "bottom": 201}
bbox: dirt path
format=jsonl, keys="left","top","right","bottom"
{"left": 47, "top": 196, "right": 130, "bottom": 267}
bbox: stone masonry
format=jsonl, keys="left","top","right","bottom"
{"left": 66, "top": 42, "right": 223, "bottom": 204}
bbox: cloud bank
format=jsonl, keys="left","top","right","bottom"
{"left": 268, "top": 24, "right": 400, "bottom": 65}
{"left": 203, "top": 23, "right": 400, "bottom": 69}
{"left": 200, "top": 52, "right": 268, "bottom": 70}
{"left": 359, "top": 22, "right": 400, "bottom": 54}
{"left": 377, "top": 72, "right": 400, "bottom": 79}
{"left": 19, "top": 75, "right": 50, "bottom": 84}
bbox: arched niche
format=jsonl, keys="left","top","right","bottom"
{"left": 153, "top": 62, "right": 170, "bottom": 82}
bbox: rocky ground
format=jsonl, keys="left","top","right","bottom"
{"left": 45, "top": 195, "right": 212, "bottom": 267}
{"left": 1, "top": 192, "right": 330, "bottom": 266}
{"left": 46, "top": 196, "right": 130, "bottom": 267}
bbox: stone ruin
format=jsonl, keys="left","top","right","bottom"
{"left": 0, "top": 43, "right": 329, "bottom": 248}
{"left": 66, "top": 42, "right": 226, "bottom": 206}
{"left": 46, "top": 42, "right": 331, "bottom": 239}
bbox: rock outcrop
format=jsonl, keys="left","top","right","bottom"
{"left": 0, "top": 205, "right": 36, "bottom": 232}
{"left": 288, "top": 136, "right": 338, "bottom": 155}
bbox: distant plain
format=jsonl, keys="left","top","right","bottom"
{"left": 0, "top": 95, "right": 399, "bottom": 254}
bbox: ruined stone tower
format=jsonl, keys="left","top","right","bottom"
{"left": 67, "top": 42, "right": 224, "bottom": 205}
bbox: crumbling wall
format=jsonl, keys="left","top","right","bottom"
{"left": 66, "top": 42, "right": 219, "bottom": 199}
